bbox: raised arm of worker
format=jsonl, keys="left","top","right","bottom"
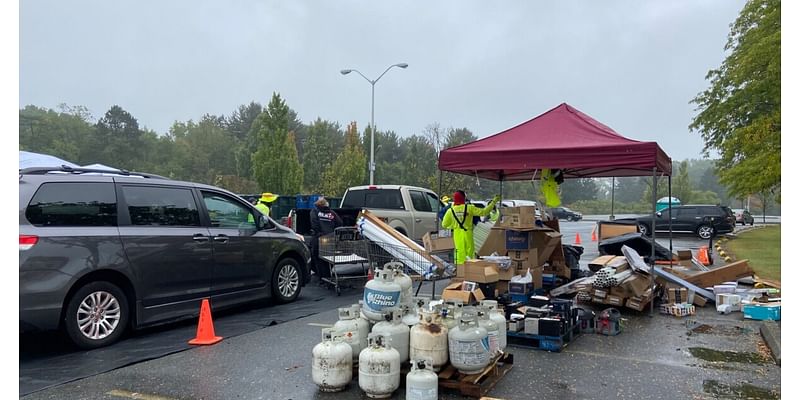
{"left": 469, "top": 194, "right": 501, "bottom": 218}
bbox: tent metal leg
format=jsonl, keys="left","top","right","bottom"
{"left": 650, "top": 167, "right": 657, "bottom": 316}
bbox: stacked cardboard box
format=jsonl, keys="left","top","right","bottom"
{"left": 578, "top": 255, "right": 655, "bottom": 312}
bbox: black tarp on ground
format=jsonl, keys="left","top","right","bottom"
{"left": 597, "top": 232, "right": 673, "bottom": 263}
{"left": 20, "top": 271, "right": 368, "bottom": 396}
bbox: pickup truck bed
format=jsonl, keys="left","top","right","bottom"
{"left": 290, "top": 208, "right": 363, "bottom": 240}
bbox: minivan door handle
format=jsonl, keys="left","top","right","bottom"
{"left": 213, "top": 234, "right": 229, "bottom": 244}
{"left": 192, "top": 234, "right": 210, "bottom": 242}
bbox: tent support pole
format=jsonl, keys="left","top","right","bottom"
{"left": 610, "top": 177, "right": 615, "bottom": 220}
{"left": 650, "top": 167, "right": 656, "bottom": 316}
{"left": 668, "top": 175, "right": 673, "bottom": 267}
{"left": 436, "top": 169, "right": 443, "bottom": 228}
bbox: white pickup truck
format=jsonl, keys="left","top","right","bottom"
{"left": 340, "top": 185, "right": 443, "bottom": 241}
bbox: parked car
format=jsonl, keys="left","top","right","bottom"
{"left": 339, "top": 185, "right": 442, "bottom": 241}
{"left": 615, "top": 204, "right": 736, "bottom": 239}
{"left": 19, "top": 166, "right": 311, "bottom": 349}
{"left": 731, "top": 208, "right": 755, "bottom": 226}
{"left": 549, "top": 206, "right": 583, "bottom": 221}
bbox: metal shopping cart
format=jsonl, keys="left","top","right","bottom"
{"left": 367, "top": 240, "right": 454, "bottom": 297}
{"left": 318, "top": 227, "right": 371, "bottom": 295}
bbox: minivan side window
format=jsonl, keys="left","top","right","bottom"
{"left": 26, "top": 182, "right": 117, "bottom": 227}
{"left": 122, "top": 185, "right": 200, "bottom": 227}
{"left": 202, "top": 191, "right": 257, "bottom": 229}
{"left": 409, "top": 190, "right": 432, "bottom": 212}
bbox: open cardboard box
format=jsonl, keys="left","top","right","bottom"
{"left": 422, "top": 231, "right": 455, "bottom": 252}
{"left": 463, "top": 260, "right": 500, "bottom": 283}
{"left": 442, "top": 280, "right": 485, "bottom": 304}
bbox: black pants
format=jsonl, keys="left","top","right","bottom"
{"left": 310, "top": 236, "right": 330, "bottom": 278}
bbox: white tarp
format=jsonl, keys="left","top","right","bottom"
{"left": 19, "top": 151, "right": 78, "bottom": 169}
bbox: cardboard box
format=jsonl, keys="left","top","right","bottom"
{"left": 505, "top": 230, "right": 534, "bottom": 250}
{"left": 667, "top": 287, "right": 689, "bottom": 304}
{"left": 593, "top": 289, "right": 608, "bottom": 298}
{"left": 422, "top": 231, "right": 455, "bottom": 252}
{"left": 463, "top": 262, "right": 500, "bottom": 283}
{"left": 499, "top": 207, "right": 537, "bottom": 229}
{"left": 456, "top": 264, "right": 465, "bottom": 278}
{"left": 625, "top": 297, "right": 650, "bottom": 311}
{"left": 605, "top": 295, "right": 624, "bottom": 307}
{"left": 508, "top": 250, "right": 531, "bottom": 260}
{"left": 509, "top": 281, "right": 534, "bottom": 295}
{"left": 610, "top": 285, "right": 629, "bottom": 298}
{"left": 597, "top": 221, "right": 639, "bottom": 240}
{"left": 491, "top": 264, "right": 515, "bottom": 281}
{"left": 495, "top": 280, "right": 510, "bottom": 295}
{"left": 510, "top": 258, "right": 534, "bottom": 273}
{"left": 713, "top": 284, "right": 737, "bottom": 296}
{"left": 684, "top": 260, "right": 753, "bottom": 288}
{"left": 442, "top": 281, "right": 485, "bottom": 304}
{"left": 589, "top": 255, "right": 616, "bottom": 271}
{"left": 508, "top": 319, "right": 524, "bottom": 332}
{"left": 621, "top": 274, "right": 651, "bottom": 297}
{"left": 478, "top": 228, "right": 507, "bottom": 256}
{"left": 532, "top": 230, "right": 563, "bottom": 265}
{"left": 693, "top": 296, "right": 707, "bottom": 307}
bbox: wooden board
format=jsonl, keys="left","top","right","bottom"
{"left": 438, "top": 353, "right": 514, "bottom": 398}
{"left": 683, "top": 260, "right": 753, "bottom": 288}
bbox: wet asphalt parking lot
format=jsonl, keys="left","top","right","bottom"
{"left": 19, "top": 220, "right": 780, "bottom": 399}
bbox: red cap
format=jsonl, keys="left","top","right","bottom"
{"left": 453, "top": 191, "right": 465, "bottom": 205}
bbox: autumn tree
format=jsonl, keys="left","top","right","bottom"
{"left": 321, "top": 122, "right": 366, "bottom": 197}
{"left": 690, "top": 0, "right": 780, "bottom": 199}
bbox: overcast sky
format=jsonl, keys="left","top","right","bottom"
{"left": 20, "top": 1, "right": 747, "bottom": 161}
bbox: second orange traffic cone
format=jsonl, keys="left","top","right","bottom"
{"left": 188, "top": 298, "right": 223, "bottom": 345}
{"left": 574, "top": 232, "right": 582, "bottom": 245}
{"left": 697, "top": 246, "right": 711, "bottom": 266}
{"left": 591, "top": 226, "right": 598, "bottom": 242}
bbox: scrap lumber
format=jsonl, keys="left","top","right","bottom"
{"left": 682, "top": 260, "right": 753, "bottom": 288}
{"left": 654, "top": 267, "right": 715, "bottom": 301}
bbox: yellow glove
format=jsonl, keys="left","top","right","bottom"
{"left": 492, "top": 194, "right": 501, "bottom": 203}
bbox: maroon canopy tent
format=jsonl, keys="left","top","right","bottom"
{"left": 438, "top": 103, "right": 671, "bottom": 180}
{"left": 437, "top": 102, "right": 674, "bottom": 315}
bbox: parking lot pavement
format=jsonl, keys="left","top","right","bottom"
{"left": 19, "top": 289, "right": 780, "bottom": 400}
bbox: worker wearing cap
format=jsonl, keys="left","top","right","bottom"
{"left": 442, "top": 191, "right": 501, "bottom": 264}
{"left": 256, "top": 192, "right": 278, "bottom": 218}
{"left": 437, "top": 195, "right": 452, "bottom": 222}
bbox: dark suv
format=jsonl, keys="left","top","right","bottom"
{"left": 618, "top": 204, "right": 736, "bottom": 239}
{"left": 20, "top": 166, "right": 311, "bottom": 349}
{"left": 549, "top": 206, "right": 583, "bottom": 221}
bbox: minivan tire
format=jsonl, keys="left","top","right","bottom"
{"left": 64, "top": 281, "right": 129, "bottom": 349}
{"left": 272, "top": 258, "right": 301, "bottom": 304}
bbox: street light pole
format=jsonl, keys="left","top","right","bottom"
{"left": 341, "top": 63, "right": 409, "bottom": 185}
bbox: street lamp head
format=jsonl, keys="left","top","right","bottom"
{"left": 395, "top": 63, "right": 409, "bottom": 69}
{"left": 340, "top": 69, "right": 352, "bottom": 75}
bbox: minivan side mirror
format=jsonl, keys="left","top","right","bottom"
{"left": 259, "top": 215, "right": 273, "bottom": 230}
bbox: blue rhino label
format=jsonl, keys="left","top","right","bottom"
{"left": 363, "top": 288, "right": 401, "bottom": 313}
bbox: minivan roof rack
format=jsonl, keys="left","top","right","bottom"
{"left": 19, "top": 165, "right": 167, "bottom": 179}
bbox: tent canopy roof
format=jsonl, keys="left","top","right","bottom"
{"left": 438, "top": 103, "right": 672, "bottom": 180}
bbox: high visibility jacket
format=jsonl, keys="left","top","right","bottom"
{"left": 255, "top": 202, "right": 271, "bottom": 218}
{"left": 442, "top": 200, "right": 497, "bottom": 264}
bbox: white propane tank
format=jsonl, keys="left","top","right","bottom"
{"left": 448, "top": 314, "right": 490, "bottom": 375}
{"left": 409, "top": 304, "right": 449, "bottom": 371}
{"left": 480, "top": 300, "right": 507, "bottom": 351}
{"left": 357, "top": 300, "right": 375, "bottom": 331}
{"left": 442, "top": 299, "right": 464, "bottom": 330}
{"left": 385, "top": 261, "right": 413, "bottom": 307}
{"left": 312, "top": 328, "right": 353, "bottom": 392}
{"left": 405, "top": 358, "right": 438, "bottom": 400}
{"left": 351, "top": 303, "right": 371, "bottom": 351}
{"left": 363, "top": 269, "right": 402, "bottom": 322}
{"left": 477, "top": 306, "right": 500, "bottom": 356}
{"left": 333, "top": 307, "right": 364, "bottom": 363}
{"left": 402, "top": 297, "right": 430, "bottom": 327}
{"left": 371, "top": 307, "right": 410, "bottom": 363}
{"left": 359, "top": 333, "right": 401, "bottom": 399}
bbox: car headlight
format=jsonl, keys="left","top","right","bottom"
{"left": 295, "top": 233, "right": 305, "bottom": 242}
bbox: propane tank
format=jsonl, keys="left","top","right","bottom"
{"left": 476, "top": 306, "right": 500, "bottom": 356}
{"left": 442, "top": 299, "right": 464, "bottom": 330}
{"left": 448, "top": 314, "right": 490, "bottom": 374}
{"left": 385, "top": 261, "right": 413, "bottom": 306}
{"left": 402, "top": 297, "right": 430, "bottom": 327}
{"left": 333, "top": 307, "right": 364, "bottom": 363}
{"left": 351, "top": 304, "right": 371, "bottom": 351}
{"left": 410, "top": 304, "right": 449, "bottom": 371}
{"left": 480, "top": 300, "right": 507, "bottom": 351}
{"left": 359, "top": 333, "right": 401, "bottom": 399}
{"left": 405, "top": 358, "right": 438, "bottom": 400}
{"left": 371, "top": 307, "right": 410, "bottom": 363}
{"left": 357, "top": 300, "right": 375, "bottom": 331}
{"left": 312, "top": 328, "right": 353, "bottom": 392}
{"left": 363, "top": 269, "right": 402, "bottom": 322}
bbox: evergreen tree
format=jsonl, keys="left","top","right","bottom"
{"left": 251, "top": 93, "right": 304, "bottom": 194}
{"left": 321, "top": 122, "right": 366, "bottom": 197}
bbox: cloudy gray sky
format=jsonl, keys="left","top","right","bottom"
{"left": 20, "top": 1, "right": 746, "bottom": 161}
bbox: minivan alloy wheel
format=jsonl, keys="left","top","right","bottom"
{"left": 278, "top": 264, "right": 299, "bottom": 298}
{"left": 77, "top": 291, "right": 121, "bottom": 340}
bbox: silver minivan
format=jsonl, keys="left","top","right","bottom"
{"left": 20, "top": 166, "right": 311, "bottom": 349}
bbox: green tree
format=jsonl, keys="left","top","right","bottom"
{"left": 303, "top": 119, "right": 342, "bottom": 192}
{"left": 560, "top": 178, "right": 598, "bottom": 204}
{"left": 251, "top": 93, "right": 304, "bottom": 194}
{"left": 690, "top": 0, "right": 780, "bottom": 199}
{"left": 19, "top": 105, "right": 95, "bottom": 164}
{"left": 322, "top": 122, "right": 366, "bottom": 196}
{"left": 673, "top": 161, "right": 693, "bottom": 203}
{"left": 93, "top": 105, "right": 143, "bottom": 170}
{"left": 428, "top": 127, "right": 480, "bottom": 197}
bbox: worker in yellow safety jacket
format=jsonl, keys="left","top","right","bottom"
{"left": 255, "top": 192, "right": 278, "bottom": 218}
{"left": 442, "top": 191, "right": 501, "bottom": 264}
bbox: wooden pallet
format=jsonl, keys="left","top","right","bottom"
{"left": 437, "top": 352, "right": 514, "bottom": 398}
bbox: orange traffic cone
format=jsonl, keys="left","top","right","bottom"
{"left": 188, "top": 298, "right": 223, "bottom": 345}
{"left": 697, "top": 246, "right": 711, "bottom": 266}
{"left": 574, "top": 233, "right": 582, "bottom": 245}
{"left": 591, "top": 226, "right": 598, "bottom": 242}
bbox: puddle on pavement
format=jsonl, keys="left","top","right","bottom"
{"left": 689, "top": 347, "right": 770, "bottom": 364}
{"left": 703, "top": 380, "right": 779, "bottom": 399}
{"left": 690, "top": 324, "right": 752, "bottom": 336}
